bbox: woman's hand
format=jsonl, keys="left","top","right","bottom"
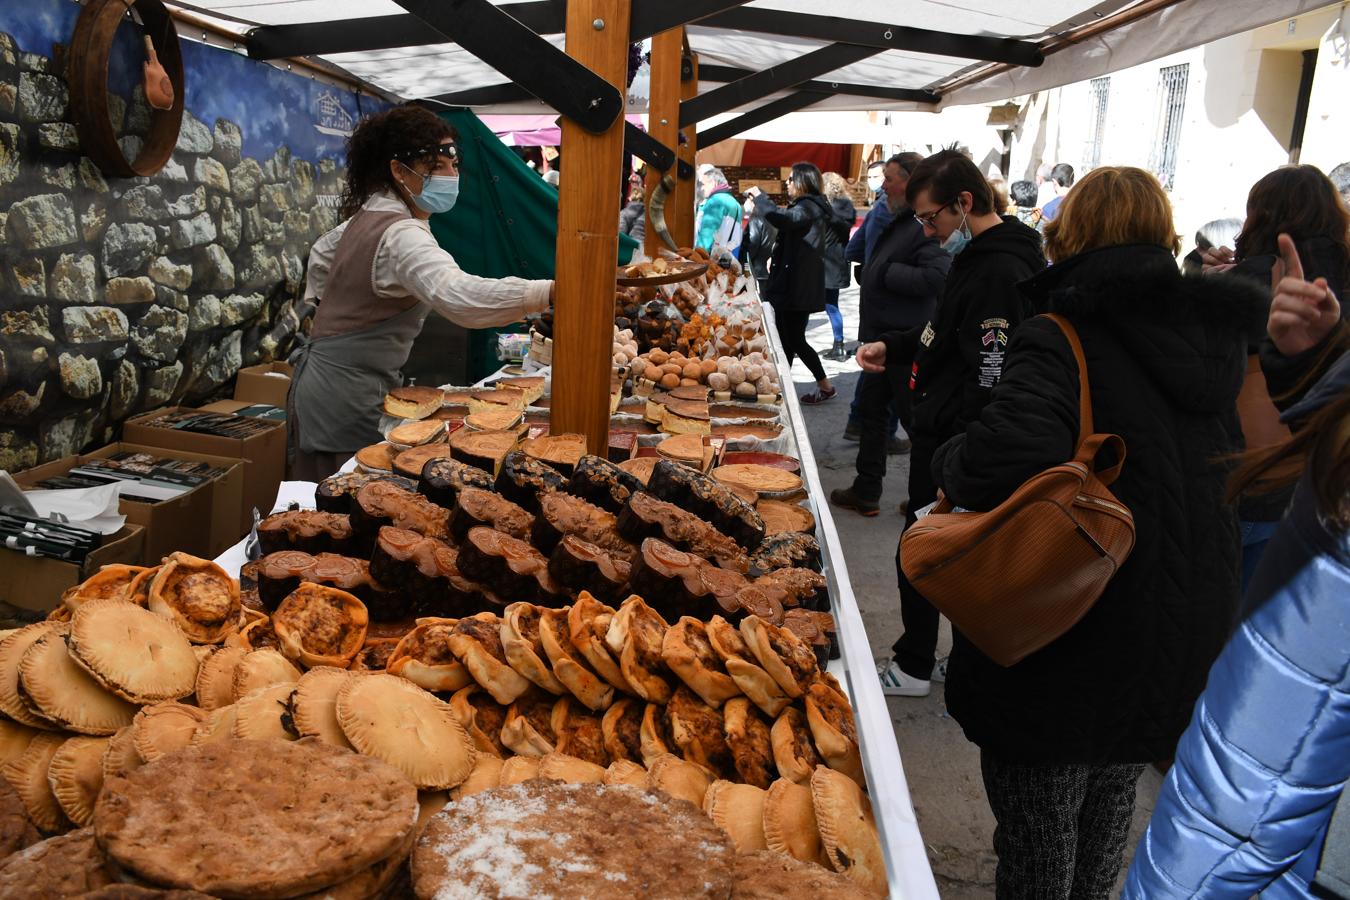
{"left": 745, "top": 186, "right": 762, "bottom": 199}
{"left": 1269, "top": 233, "right": 1340, "bottom": 356}
{"left": 1200, "top": 245, "right": 1235, "bottom": 275}
{"left": 856, "top": 341, "right": 887, "bottom": 373}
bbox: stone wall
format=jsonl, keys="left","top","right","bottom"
{"left": 0, "top": 30, "right": 340, "bottom": 471}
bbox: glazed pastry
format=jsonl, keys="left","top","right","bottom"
{"left": 782, "top": 609, "right": 838, "bottom": 667}
{"left": 665, "top": 684, "right": 735, "bottom": 777}
{"left": 147, "top": 552, "right": 241, "bottom": 644}
{"left": 625, "top": 538, "right": 749, "bottom": 622}
{"left": 739, "top": 615, "right": 819, "bottom": 699}
{"left": 499, "top": 603, "right": 567, "bottom": 695}
{"left": 256, "top": 511, "right": 354, "bottom": 557}
{"left": 606, "top": 596, "right": 674, "bottom": 704}
{"left": 448, "top": 428, "right": 520, "bottom": 475}
{"left": 446, "top": 612, "right": 532, "bottom": 705}
{"left": 385, "top": 619, "right": 473, "bottom": 693}
{"left": 663, "top": 616, "right": 741, "bottom": 708}
{"left": 537, "top": 608, "right": 613, "bottom": 712}
{"left": 565, "top": 454, "right": 644, "bottom": 513}
{"left": 417, "top": 457, "right": 494, "bottom": 509}
{"left": 315, "top": 472, "right": 416, "bottom": 515}
{"left": 770, "top": 707, "right": 824, "bottom": 784}
{"left": 704, "top": 615, "right": 791, "bottom": 717}
{"left": 600, "top": 697, "right": 644, "bottom": 763}
{"left": 749, "top": 532, "right": 823, "bottom": 575}
{"left": 805, "top": 679, "right": 864, "bottom": 785}
{"left": 384, "top": 386, "right": 443, "bottom": 419}
{"left": 710, "top": 463, "right": 803, "bottom": 500}
{"left": 494, "top": 451, "right": 566, "bottom": 512}
{"left": 464, "top": 408, "right": 525, "bottom": 432}
{"left": 368, "top": 528, "right": 484, "bottom": 619}
{"left": 722, "top": 696, "right": 777, "bottom": 788}
{"left": 499, "top": 688, "right": 558, "bottom": 757}
{"left": 456, "top": 527, "right": 564, "bottom": 605}
{"left": 388, "top": 419, "right": 447, "bottom": 447}
{"left": 449, "top": 488, "right": 534, "bottom": 543}
{"left": 646, "top": 460, "right": 765, "bottom": 550}
{"left": 566, "top": 594, "right": 632, "bottom": 694}
{"left": 349, "top": 481, "right": 450, "bottom": 552}
{"left": 755, "top": 500, "right": 816, "bottom": 537}
{"left": 520, "top": 433, "right": 588, "bottom": 478}
{"left": 532, "top": 492, "right": 636, "bottom": 561}
{"left": 392, "top": 444, "right": 453, "bottom": 479}
{"left": 757, "top": 567, "right": 829, "bottom": 612}
{"left": 271, "top": 583, "right": 369, "bottom": 669}
{"left": 355, "top": 442, "right": 399, "bottom": 474}
{"left": 617, "top": 492, "right": 749, "bottom": 572}
{"left": 548, "top": 535, "right": 631, "bottom": 603}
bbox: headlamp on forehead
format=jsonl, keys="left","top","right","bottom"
{"left": 391, "top": 143, "right": 459, "bottom": 164}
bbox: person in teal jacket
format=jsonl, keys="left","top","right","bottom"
{"left": 695, "top": 166, "right": 743, "bottom": 261}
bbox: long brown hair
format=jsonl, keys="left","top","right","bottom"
{"left": 1234, "top": 165, "right": 1350, "bottom": 283}
{"left": 1228, "top": 323, "right": 1350, "bottom": 528}
{"left": 1042, "top": 167, "right": 1182, "bottom": 262}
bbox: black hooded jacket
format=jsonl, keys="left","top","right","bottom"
{"left": 754, "top": 193, "right": 853, "bottom": 313}
{"left": 931, "top": 243, "right": 1270, "bottom": 764}
{"left": 858, "top": 211, "right": 951, "bottom": 341}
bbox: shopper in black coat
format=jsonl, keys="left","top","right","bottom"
{"left": 929, "top": 167, "right": 1268, "bottom": 900}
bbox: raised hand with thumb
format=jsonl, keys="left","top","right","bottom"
{"left": 1268, "top": 233, "right": 1340, "bottom": 356}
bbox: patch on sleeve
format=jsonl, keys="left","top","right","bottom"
{"left": 977, "top": 325, "right": 1009, "bottom": 388}
{"left": 919, "top": 322, "right": 936, "bottom": 347}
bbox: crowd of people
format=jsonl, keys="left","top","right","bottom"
{"left": 714, "top": 148, "right": 1349, "bottom": 899}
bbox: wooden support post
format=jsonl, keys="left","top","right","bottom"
{"left": 674, "top": 49, "right": 698, "bottom": 249}
{"left": 551, "top": 0, "right": 630, "bottom": 456}
{"left": 644, "top": 26, "right": 682, "bottom": 258}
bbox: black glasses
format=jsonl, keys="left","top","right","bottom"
{"left": 913, "top": 205, "right": 948, "bottom": 228}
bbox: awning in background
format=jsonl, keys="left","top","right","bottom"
{"left": 480, "top": 114, "right": 648, "bottom": 147}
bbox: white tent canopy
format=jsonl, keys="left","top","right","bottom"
{"left": 169, "top": 0, "right": 1319, "bottom": 120}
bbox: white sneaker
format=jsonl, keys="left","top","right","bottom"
{"left": 932, "top": 656, "right": 949, "bottom": 684}
{"left": 877, "top": 659, "right": 931, "bottom": 697}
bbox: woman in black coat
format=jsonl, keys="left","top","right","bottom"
{"left": 929, "top": 167, "right": 1269, "bottom": 900}
{"left": 747, "top": 162, "right": 851, "bottom": 403}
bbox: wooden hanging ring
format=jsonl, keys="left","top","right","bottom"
{"left": 69, "top": 0, "right": 185, "bottom": 177}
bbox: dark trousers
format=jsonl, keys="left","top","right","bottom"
{"left": 891, "top": 444, "right": 939, "bottom": 679}
{"left": 773, "top": 309, "right": 827, "bottom": 381}
{"left": 980, "top": 753, "right": 1144, "bottom": 900}
{"left": 850, "top": 365, "right": 911, "bottom": 501}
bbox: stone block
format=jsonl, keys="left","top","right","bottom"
{"left": 49, "top": 253, "right": 98, "bottom": 304}
{"left": 314, "top": 205, "right": 339, "bottom": 235}
{"left": 101, "top": 221, "right": 156, "bottom": 278}
{"left": 109, "top": 359, "right": 139, "bottom": 419}
{"left": 80, "top": 196, "right": 110, "bottom": 244}
{"left": 9, "top": 258, "right": 45, "bottom": 297}
{"left": 291, "top": 159, "right": 316, "bottom": 206}
{"left": 235, "top": 244, "right": 281, "bottom": 290}
{"left": 230, "top": 158, "right": 263, "bottom": 202}
{"left": 195, "top": 329, "right": 242, "bottom": 395}
{"left": 0, "top": 430, "right": 39, "bottom": 473}
{"left": 169, "top": 212, "right": 216, "bottom": 250}
{"left": 78, "top": 158, "right": 109, "bottom": 193}
{"left": 263, "top": 146, "right": 292, "bottom": 183}
{"left": 121, "top": 184, "right": 168, "bottom": 220}
{"left": 175, "top": 111, "right": 212, "bottom": 155}
{"left": 260, "top": 183, "right": 292, "bottom": 217}
{"left": 154, "top": 286, "right": 189, "bottom": 312}
{"left": 39, "top": 410, "right": 97, "bottom": 461}
{"left": 220, "top": 293, "right": 264, "bottom": 327}
{"left": 63, "top": 306, "right": 129, "bottom": 344}
{"left": 187, "top": 294, "right": 222, "bottom": 332}
{"left": 105, "top": 276, "right": 156, "bottom": 305}
{"left": 37, "top": 122, "right": 78, "bottom": 152}
{"left": 193, "top": 244, "right": 235, "bottom": 292}
{"left": 141, "top": 361, "right": 182, "bottom": 409}
{"left": 212, "top": 119, "right": 242, "bottom": 167}
{"left": 167, "top": 186, "right": 206, "bottom": 218}
{"left": 155, "top": 156, "right": 189, "bottom": 184}
{"left": 240, "top": 204, "right": 265, "bottom": 243}
{"left": 281, "top": 209, "right": 312, "bottom": 241}
{"left": 0, "top": 123, "right": 20, "bottom": 187}
{"left": 130, "top": 306, "right": 187, "bottom": 362}
{"left": 0, "top": 84, "right": 15, "bottom": 118}
{"left": 17, "top": 72, "right": 66, "bottom": 122}
{"left": 262, "top": 219, "right": 284, "bottom": 247}
{"left": 216, "top": 197, "right": 241, "bottom": 251}
{"left": 18, "top": 53, "right": 47, "bottom": 73}
{"left": 194, "top": 156, "right": 230, "bottom": 192}
{"left": 9, "top": 193, "right": 77, "bottom": 250}
{"left": 0, "top": 308, "right": 55, "bottom": 343}
{"left": 148, "top": 256, "right": 192, "bottom": 291}
{"left": 58, "top": 352, "right": 102, "bottom": 400}
{"left": 125, "top": 86, "right": 150, "bottom": 135}
{"left": 38, "top": 162, "right": 76, "bottom": 191}
{"left": 0, "top": 381, "right": 45, "bottom": 425}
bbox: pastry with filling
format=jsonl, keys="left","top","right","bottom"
{"left": 350, "top": 481, "right": 450, "bottom": 552}
{"left": 286, "top": 667, "right": 354, "bottom": 749}
{"left": 384, "top": 386, "right": 443, "bottom": 420}
{"left": 464, "top": 408, "right": 525, "bottom": 432}
{"left": 228, "top": 614, "right": 282, "bottom": 652}
{"left": 448, "top": 428, "right": 519, "bottom": 475}
{"left": 385, "top": 619, "right": 472, "bottom": 693}
{"left": 0, "top": 720, "right": 36, "bottom": 773}
{"left": 450, "top": 685, "right": 509, "bottom": 758}
{"left": 734, "top": 583, "right": 788, "bottom": 625}
{"left": 230, "top": 648, "right": 302, "bottom": 702}
{"left": 740, "top": 615, "right": 819, "bottom": 699}
{"left": 368, "top": 528, "right": 483, "bottom": 619}
{"left": 500, "top": 603, "right": 567, "bottom": 695}
{"left": 520, "top": 433, "right": 587, "bottom": 478}
{"left": 811, "top": 765, "right": 887, "bottom": 896}
{"left": 256, "top": 511, "right": 354, "bottom": 557}
{"left": 467, "top": 388, "right": 525, "bottom": 415}
{"left": 704, "top": 780, "right": 768, "bottom": 852}
{"left": 492, "top": 375, "right": 546, "bottom": 406}
{"left": 456, "top": 527, "right": 564, "bottom": 604}
{"left": 316, "top": 471, "right": 416, "bottom": 515}
{"left": 69, "top": 598, "right": 198, "bottom": 704}
{"left": 638, "top": 702, "right": 678, "bottom": 765}
{"left": 666, "top": 684, "right": 735, "bottom": 777}
{"left": 805, "top": 679, "right": 864, "bottom": 785}
{"left": 749, "top": 532, "right": 823, "bottom": 575}
{"left": 655, "top": 432, "right": 707, "bottom": 468}
{"left": 352, "top": 637, "right": 401, "bottom": 671}
{"left": 661, "top": 399, "right": 711, "bottom": 436}
{"left": 566, "top": 594, "right": 632, "bottom": 694}
{"left": 45, "top": 735, "right": 108, "bottom": 828}
{"left": 723, "top": 696, "right": 777, "bottom": 788}
{"left": 336, "top": 673, "right": 475, "bottom": 790}
{"left": 600, "top": 697, "right": 643, "bottom": 763}
{"left": 532, "top": 491, "right": 636, "bottom": 560}
{"left": 0, "top": 732, "right": 67, "bottom": 833}
{"left": 393, "top": 443, "right": 454, "bottom": 479}
{"left": 712, "top": 422, "right": 786, "bottom": 445}
{"left": 771, "top": 707, "right": 824, "bottom": 784}
{"left": 254, "top": 551, "right": 315, "bottom": 610}
{"left": 147, "top": 553, "right": 241, "bottom": 645}
{"left": 603, "top": 758, "right": 648, "bottom": 787}
{"left": 355, "top": 442, "right": 399, "bottom": 474}
{"left": 549, "top": 535, "right": 631, "bottom": 603}
{"left": 102, "top": 726, "right": 142, "bottom": 778}
{"left": 617, "top": 492, "right": 748, "bottom": 572}
{"left": 538, "top": 608, "right": 614, "bottom": 712}
{"left": 132, "top": 702, "right": 208, "bottom": 762}
{"left": 417, "top": 457, "right": 494, "bottom": 508}
{"left": 19, "top": 628, "right": 136, "bottom": 736}
{"left": 446, "top": 612, "right": 532, "bottom": 705}
{"left": 494, "top": 450, "right": 566, "bottom": 512}
{"left": 537, "top": 752, "right": 606, "bottom": 784}
{"left": 565, "top": 454, "right": 644, "bottom": 513}
{"left": 783, "top": 609, "right": 838, "bottom": 667}
{"left": 644, "top": 752, "right": 713, "bottom": 807}
{"left": 606, "top": 596, "right": 674, "bottom": 704}
{"left": 388, "top": 419, "right": 447, "bottom": 447}
{"left": 0, "top": 624, "right": 60, "bottom": 729}
{"left": 498, "top": 756, "right": 541, "bottom": 785}
{"left": 306, "top": 553, "right": 402, "bottom": 621}
{"left": 449, "top": 487, "right": 534, "bottom": 542}
{"left": 646, "top": 460, "right": 765, "bottom": 550}
{"left": 663, "top": 616, "right": 741, "bottom": 708}
{"left": 271, "top": 583, "right": 369, "bottom": 669}
{"left": 499, "top": 688, "right": 558, "bottom": 757}
{"left": 60, "top": 565, "right": 153, "bottom": 612}
{"left": 758, "top": 567, "right": 829, "bottom": 611}
{"left": 624, "top": 538, "right": 747, "bottom": 622}
{"left": 762, "top": 776, "right": 824, "bottom": 865}
{"left": 731, "top": 849, "right": 877, "bottom": 900}
{"left": 549, "top": 697, "right": 610, "bottom": 768}
{"left": 704, "top": 615, "right": 791, "bottom": 717}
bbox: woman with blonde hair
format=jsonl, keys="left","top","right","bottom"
{"left": 929, "top": 167, "right": 1269, "bottom": 898}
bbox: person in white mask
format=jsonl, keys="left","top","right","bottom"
{"left": 288, "top": 106, "right": 555, "bottom": 480}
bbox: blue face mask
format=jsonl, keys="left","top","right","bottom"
{"left": 942, "top": 205, "right": 972, "bottom": 256}
{"left": 400, "top": 163, "right": 459, "bottom": 214}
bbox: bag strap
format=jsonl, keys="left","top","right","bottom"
{"left": 1041, "top": 313, "right": 1093, "bottom": 444}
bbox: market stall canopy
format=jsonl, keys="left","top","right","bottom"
{"left": 166, "top": 0, "right": 1326, "bottom": 121}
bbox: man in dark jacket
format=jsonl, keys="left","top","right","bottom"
{"left": 832, "top": 165, "right": 950, "bottom": 514}
{"left": 857, "top": 149, "right": 1047, "bottom": 697}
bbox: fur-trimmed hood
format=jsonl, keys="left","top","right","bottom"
{"left": 1020, "top": 243, "right": 1269, "bottom": 414}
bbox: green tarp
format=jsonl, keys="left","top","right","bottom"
{"left": 428, "top": 108, "right": 637, "bottom": 381}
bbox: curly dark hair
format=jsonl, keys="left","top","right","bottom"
{"left": 340, "top": 105, "right": 457, "bottom": 218}
{"left": 1234, "top": 165, "right": 1350, "bottom": 282}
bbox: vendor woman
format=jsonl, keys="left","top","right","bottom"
{"left": 288, "top": 105, "right": 554, "bottom": 480}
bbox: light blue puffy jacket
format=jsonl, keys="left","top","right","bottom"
{"left": 1123, "top": 354, "right": 1350, "bottom": 899}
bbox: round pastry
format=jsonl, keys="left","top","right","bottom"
{"left": 757, "top": 499, "right": 816, "bottom": 535}
{"left": 603, "top": 758, "right": 648, "bottom": 787}
{"left": 499, "top": 689, "right": 558, "bottom": 758}
{"left": 644, "top": 752, "right": 712, "bottom": 807}
{"left": 805, "top": 679, "right": 864, "bottom": 785}
{"left": 607, "top": 596, "right": 674, "bottom": 704}
{"left": 101, "top": 726, "right": 142, "bottom": 780}
{"left": 723, "top": 696, "right": 777, "bottom": 789}
{"left": 711, "top": 422, "right": 785, "bottom": 444}
{"left": 0, "top": 623, "right": 60, "bottom": 728}
{"left": 448, "top": 685, "right": 508, "bottom": 758}
{"left": 704, "top": 780, "right": 768, "bottom": 853}
{"left": 732, "top": 849, "right": 878, "bottom": 900}
{"left": 336, "top": 673, "right": 474, "bottom": 790}
{"left": 763, "top": 777, "right": 824, "bottom": 865}
{"left": 537, "top": 607, "right": 614, "bottom": 712}
{"left": 811, "top": 765, "right": 887, "bottom": 896}
{"left": 232, "top": 683, "right": 298, "bottom": 743}
{"left": 355, "top": 442, "right": 399, "bottom": 473}
{"left": 705, "top": 616, "right": 791, "bottom": 717}
{"left": 147, "top": 553, "right": 241, "bottom": 644}
{"left": 230, "top": 648, "right": 303, "bottom": 702}
{"left": 193, "top": 646, "right": 247, "bottom": 710}
{"left": 537, "top": 751, "right": 606, "bottom": 784}
{"left": 388, "top": 419, "right": 446, "bottom": 447}
{"left": 67, "top": 598, "right": 198, "bottom": 705}
{"left": 0, "top": 720, "right": 37, "bottom": 771}
{"left": 663, "top": 616, "right": 741, "bottom": 708}
{"left": 551, "top": 697, "right": 610, "bottom": 768}
{"left": 0, "top": 732, "right": 67, "bottom": 833}
{"left": 131, "top": 703, "right": 208, "bottom": 763}
{"left": 95, "top": 740, "right": 418, "bottom": 898}
{"left": 271, "top": 583, "right": 369, "bottom": 669}
{"left": 187, "top": 706, "right": 238, "bottom": 748}
{"left": 740, "top": 615, "right": 819, "bottom": 699}
{"left": 655, "top": 432, "right": 705, "bottom": 466}
{"left": 286, "top": 667, "right": 354, "bottom": 749}
{"left": 710, "top": 463, "right": 803, "bottom": 499}
{"left": 567, "top": 594, "right": 632, "bottom": 694}
{"left": 0, "top": 828, "right": 116, "bottom": 897}
{"left": 394, "top": 443, "right": 453, "bottom": 479}
{"left": 771, "top": 707, "right": 824, "bottom": 784}
{"left": 445, "top": 612, "right": 532, "bottom": 705}
{"left": 385, "top": 619, "right": 473, "bottom": 693}
{"left": 600, "top": 696, "right": 644, "bottom": 763}
{"left": 60, "top": 565, "right": 153, "bottom": 612}
{"left": 411, "top": 781, "right": 735, "bottom": 900}
{"left": 45, "top": 735, "right": 108, "bottom": 827}
{"left": 351, "top": 637, "right": 401, "bottom": 672}
{"left": 499, "top": 603, "right": 567, "bottom": 695}
{"left": 18, "top": 627, "right": 137, "bottom": 735}
{"left": 498, "top": 755, "right": 541, "bottom": 786}
{"left": 449, "top": 755, "right": 503, "bottom": 801}
{"left": 665, "top": 685, "right": 735, "bottom": 778}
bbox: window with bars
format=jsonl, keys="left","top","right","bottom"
{"left": 1151, "top": 64, "right": 1190, "bottom": 189}
{"left": 1083, "top": 77, "right": 1110, "bottom": 171}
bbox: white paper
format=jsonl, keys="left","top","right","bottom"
{"left": 19, "top": 481, "right": 126, "bottom": 535}
{"left": 268, "top": 481, "right": 318, "bottom": 514}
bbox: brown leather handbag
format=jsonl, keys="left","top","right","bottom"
{"left": 899, "top": 314, "right": 1136, "bottom": 666}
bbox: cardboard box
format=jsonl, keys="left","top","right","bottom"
{"left": 12, "top": 441, "right": 244, "bottom": 565}
{"left": 234, "top": 361, "right": 293, "bottom": 407}
{"left": 0, "top": 525, "right": 145, "bottom": 613}
{"left": 123, "top": 406, "right": 286, "bottom": 535}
